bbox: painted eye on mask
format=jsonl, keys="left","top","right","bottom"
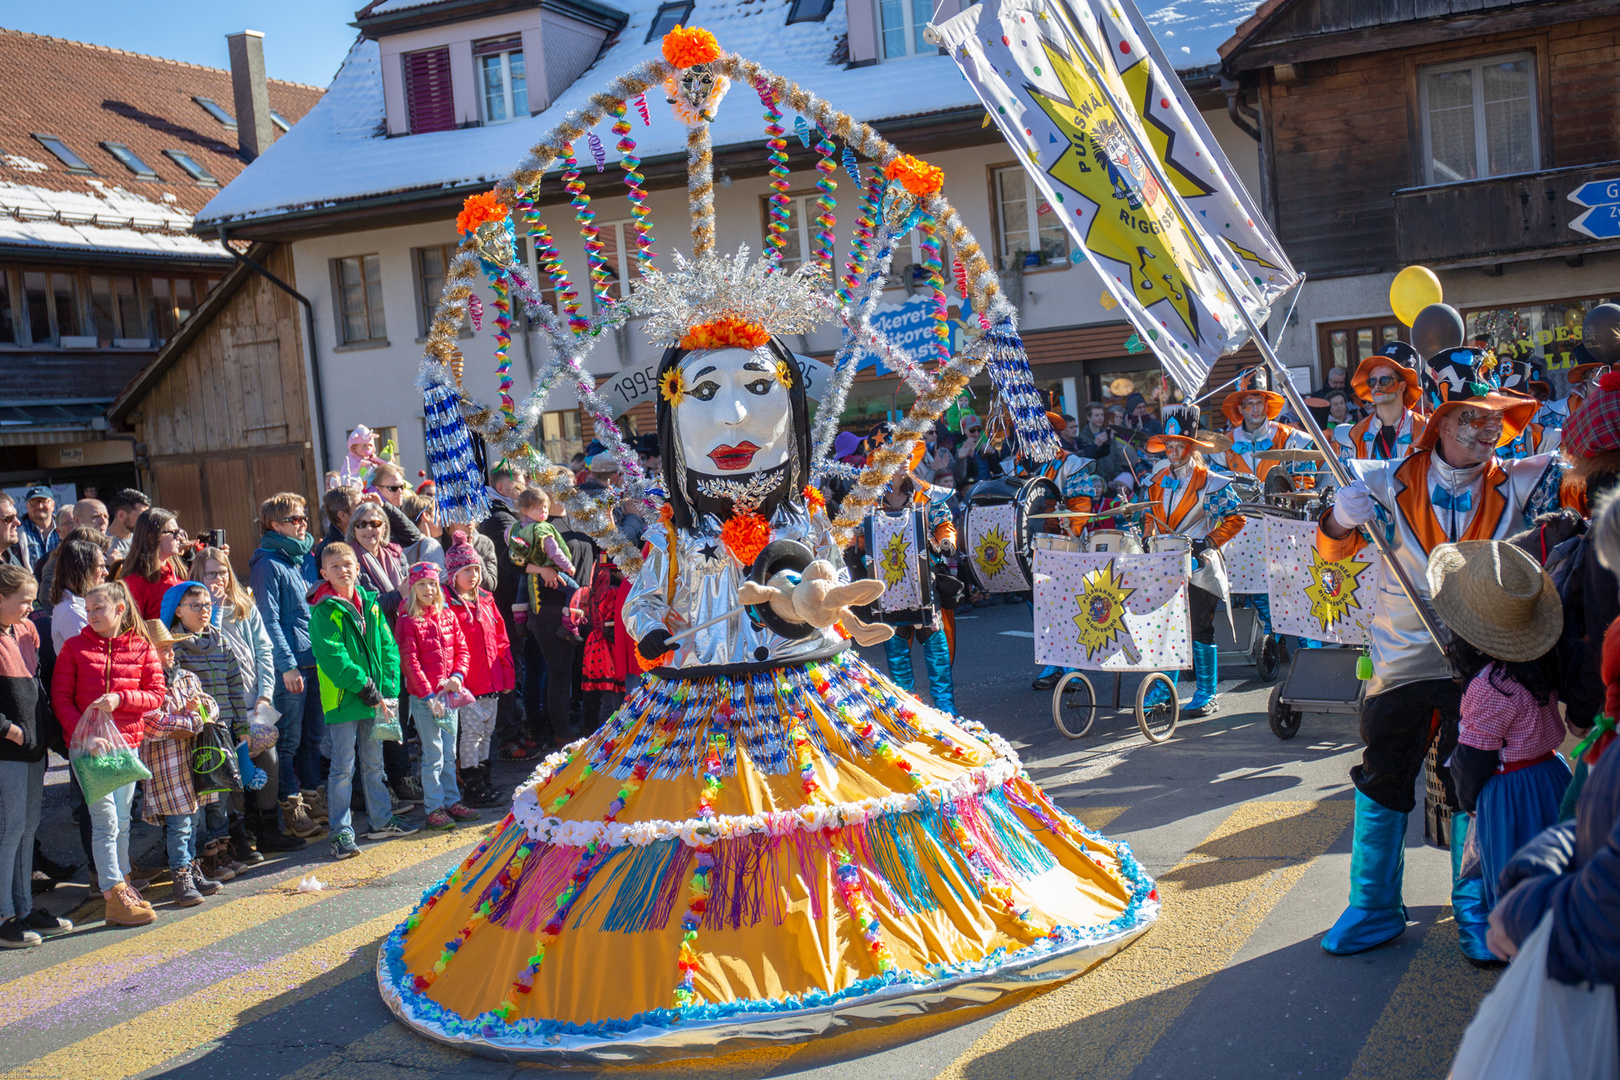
{"left": 745, "top": 379, "right": 773, "bottom": 396}
{"left": 689, "top": 381, "right": 719, "bottom": 402}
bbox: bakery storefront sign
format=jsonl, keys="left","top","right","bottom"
{"left": 1465, "top": 295, "right": 1616, "bottom": 394}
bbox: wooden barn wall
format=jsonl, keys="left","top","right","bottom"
{"left": 1262, "top": 14, "right": 1620, "bottom": 279}
{"left": 130, "top": 244, "right": 319, "bottom": 576}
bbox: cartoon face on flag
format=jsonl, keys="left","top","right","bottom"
{"left": 936, "top": 0, "right": 1299, "bottom": 396}
{"left": 1033, "top": 548, "right": 1190, "bottom": 671}
{"left": 1221, "top": 517, "right": 1268, "bottom": 594}
{"left": 963, "top": 503, "right": 1029, "bottom": 593}
{"left": 869, "top": 510, "right": 924, "bottom": 612}
{"left": 1263, "top": 518, "right": 1379, "bottom": 645}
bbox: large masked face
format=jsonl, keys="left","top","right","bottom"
{"left": 675, "top": 347, "right": 792, "bottom": 476}
{"left": 1437, "top": 405, "right": 1505, "bottom": 466}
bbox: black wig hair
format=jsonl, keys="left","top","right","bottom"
{"left": 655, "top": 336, "right": 812, "bottom": 531}
{"left": 1445, "top": 636, "right": 1558, "bottom": 706}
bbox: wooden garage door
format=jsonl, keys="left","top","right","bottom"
{"left": 148, "top": 447, "right": 312, "bottom": 577}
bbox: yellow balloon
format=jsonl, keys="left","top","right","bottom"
{"left": 1390, "top": 265, "right": 1443, "bottom": 326}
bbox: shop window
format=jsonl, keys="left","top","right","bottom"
{"left": 992, "top": 165, "right": 1066, "bottom": 271}
{"left": 1419, "top": 53, "right": 1537, "bottom": 185}
{"left": 1466, "top": 297, "right": 1617, "bottom": 394}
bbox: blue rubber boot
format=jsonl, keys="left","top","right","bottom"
{"left": 883, "top": 634, "right": 915, "bottom": 692}
{"left": 1450, "top": 811, "right": 1500, "bottom": 966}
{"left": 921, "top": 629, "right": 956, "bottom": 716}
{"left": 1322, "top": 790, "right": 1409, "bottom": 955}
{"left": 1183, "top": 642, "right": 1219, "bottom": 717}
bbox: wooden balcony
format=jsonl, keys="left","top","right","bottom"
{"left": 1393, "top": 161, "right": 1620, "bottom": 269}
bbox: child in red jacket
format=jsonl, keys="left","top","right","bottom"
{"left": 443, "top": 534, "right": 513, "bottom": 808}
{"left": 397, "top": 562, "right": 476, "bottom": 830}
{"left": 50, "top": 581, "right": 164, "bottom": 925}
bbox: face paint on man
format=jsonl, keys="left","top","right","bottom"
{"left": 676, "top": 348, "right": 792, "bottom": 475}
{"left": 1437, "top": 407, "right": 1505, "bottom": 466}
{"left": 1239, "top": 394, "right": 1269, "bottom": 428}
{"left": 1366, "top": 365, "right": 1402, "bottom": 406}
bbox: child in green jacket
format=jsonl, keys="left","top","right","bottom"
{"left": 308, "top": 542, "right": 418, "bottom": 859}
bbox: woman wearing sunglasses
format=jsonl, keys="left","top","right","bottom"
{"left": 114, "top": 508, "right": 188, "bottom": 621}
{"left": 1334, "top": 341, "right": 1428, "bottom": 464}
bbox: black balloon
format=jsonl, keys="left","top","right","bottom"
{"left": 1583, "top": 303, "right": 1620, "bottom": 364}
{"left": 1411, "top": 303, "right": 1466, "bottom": 360}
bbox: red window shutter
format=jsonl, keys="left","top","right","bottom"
{"left": 404, "top": 48, "right": 455, "bottom": 134}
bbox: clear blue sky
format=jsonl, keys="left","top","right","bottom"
{"left": 7, "top": 1, "right": 360, "bottom": 87}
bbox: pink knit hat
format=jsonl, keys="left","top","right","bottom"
{"left": 407, "top": 561, "right": 441, "bottom": 588}
{"left": 443, "top": 530, "right": 481, "bottom": 577}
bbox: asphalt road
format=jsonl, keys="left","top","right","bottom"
{"left": 2, "top": 601, "right": 1498, "bottom": 1080}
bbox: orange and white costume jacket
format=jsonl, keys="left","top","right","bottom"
{"left": 1317, "top": 449, "right": 1564, "bottom": 697}
{"left": 1033, "top": 451, "right": 1104, "bottom": 537}
{"left": 1214, "top": 420, "right": 1316, "bottom": 487}
{"left": 1333, "top": 409, "right": 1427, "bottom": 464}
{"left": 1143, "top": 458, "right": 1245, "bottom": 549}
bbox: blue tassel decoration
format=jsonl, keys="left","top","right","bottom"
{"left": 795, "top": 115, "right": 813, "bottom": 148}
{"left": 421, "top": 376, "right": 491, "bottom": 523}
{"left": 842, "top": 147, "right": 862, "bottom": 184}
{"left": 984, "top": 321, "right": 1061, "bottom": 461}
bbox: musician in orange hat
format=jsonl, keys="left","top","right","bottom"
{"left": 1213, "top": 373, "right": 1318, "bottom": 488}
{"left": 1334, "top": 342, "right": 1427, "bottom": 464}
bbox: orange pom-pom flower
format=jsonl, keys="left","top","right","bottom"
{"left": 883, "top": 154, "right": 945, "bottom": 197}
{"left": 803, "top": 485, "right": 826, "bottom": 515}
{"left": 662, "top": 26, "right": 721, "bottom": 68}
{"left": 719, "top": 511, "right": 772, "bottom": 567}
{"left": 680, "top": 315, "right": 770, "bottom": 351}
{"left": 456, "top": 190, "right": 508, "bottom": 236}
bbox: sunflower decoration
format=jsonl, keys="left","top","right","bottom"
{"left": 973, "top": 524, "right": 1010, "bottom": 579}
{"left": 1305, "top": 548, "right": 1373, "bottom": 632}
{"left": 659, "top": 367, "right": 686, "bottom": 406}
{"left": 1072, "top": 562, "right": 1136, "bottom": 659}
{"left": 774, "top": 358, "right": 795, "bottom": 389}
{"left": 879, "top": 530, "right": 912, "bottom": 589}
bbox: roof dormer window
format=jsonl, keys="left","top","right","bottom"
{"left": 475, "top": 35, "right": 528, "bottom": 124}
{"left": 879, "top": 0, "right": 934, "bottom": 59}
{"left": 646, "top": 1, "right": 695, "bottom": 43}
{"left": 787, "top": 0, "right": 836, "bottom": 23}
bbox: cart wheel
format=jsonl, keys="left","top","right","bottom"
{"left": 1268, "top": 682, "right": 1302, "bottom": 740}
{"left": 1134, "top": 672, "right": 1180, "bottom": 743}
{"left": 1256, "top": 635, "right": 1282, "bottom": 683}
{"left": 1052, "top": 672, "right": 1097, "bottom": 739}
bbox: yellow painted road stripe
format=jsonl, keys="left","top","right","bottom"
{"left": 1071, "top": 805, "right": 1127, "bottom": 833}
{"left": 1345, "top": 913, "right": 1501, "bottom": 1080}
{"left": 935, "top": 799, "right": 1355, "bottom": 1080}
{"left": 0, "top": 826, "right": 487, "bottom": 1031}
{"left": 0, "top": 907, "right": 407, "bottom": 1080}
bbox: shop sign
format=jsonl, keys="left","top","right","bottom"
{"left": 860, "top": 293, "right": 959, "bottom": 373}
{"left": 1465, "top": 297, "right": 1616, "bottom": 393}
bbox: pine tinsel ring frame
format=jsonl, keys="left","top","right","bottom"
{"left": 418, "top": 51, "right": 1018, "bottom": 572}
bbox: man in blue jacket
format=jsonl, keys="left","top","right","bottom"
{"left": 249, "top": 492, "right": 324, "bottom": 839}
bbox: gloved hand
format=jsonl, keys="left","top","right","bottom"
{"left": 1331, "top": 484, "right": 1376, "bottom": 529}
{"left": 236, "top": 741, "right": 268, "bottom": 791}
{"left": 637, "top": 628, "right": 674, "bottom": 660}
{"left": 358, "top": 680, "right": 384, "bottom": 707}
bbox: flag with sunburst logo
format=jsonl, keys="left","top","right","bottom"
{"left": 962, "top": 504, "right": 1029, "bottom": 593}
{"left": 936, "top": 0, "right": 1298, "bottom": 395}
{"left": 1263, "top": 518, "right": 1380, "bottom": 645}
{"left": 1032, "top": 548, "right": 1190, "bottom": 670}
{"left": 869, "top": 509, "right": 924, "bottom": 612}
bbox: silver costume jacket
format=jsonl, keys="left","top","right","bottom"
{"left": 1322, "top": 449, "right": 1564, "bottom": 697}
{"left": 622, "top": 505, "right": 848, "bottom": 672}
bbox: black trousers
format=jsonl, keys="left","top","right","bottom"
{"left": 528, "top": 604, "right": 577, "bottom": 745}
{"left": 1353, "top": 678, "right": 1463, "bottom": 816}
{"left": 1189, "top": 584, "right": 1219, "bottom": 646}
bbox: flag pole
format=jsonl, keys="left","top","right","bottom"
{"left": 1038, "top": 3, "right": 1450, "bottom": 652}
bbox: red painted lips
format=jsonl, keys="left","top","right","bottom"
{"left": 708, "top": 442, "right": 760, "bottom": 471}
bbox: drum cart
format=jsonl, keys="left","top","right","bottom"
{"left": 1265, "top": 645, "right": 1367, "bottom": 739}
{"left": 1214, "top": 604, "right": 1283, "bottom": 682}
{"left": 1051, "top": 668, "right": 1181, "bottom": 744}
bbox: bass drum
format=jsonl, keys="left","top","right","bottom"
{"left": 960, "top": 475, "right": 1061, "bottom": 593}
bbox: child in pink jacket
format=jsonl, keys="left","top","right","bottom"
{"left": 396, "top": 563, "right": 476, "bottom": 830}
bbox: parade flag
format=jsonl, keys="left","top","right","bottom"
{"left": 1033, "top": 548, "right": 1191, "bottom": 671}
{"left": 868, "top": 510, "right": 925, "bottom": 612}
{"left": 1263, "top": 518, "right": 1380, "bottom": 646}
{"left": 935, "top": 0, "right": 1299, "bottom": 395}
{"left": 963, "top": 504, "right": 1030, "bottom": 593}
{"left": 1221, "top": 519, "right": 1268, "bottom": 594}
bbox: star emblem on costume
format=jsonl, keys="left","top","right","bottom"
{"left": 698, "top": 541, "right": 721, "bottom": 562}
{"left": 1305, "top": 548, "right": 1372, "bottom": 632}
{"left": 1073, "top": 562, "right": 1135, "bottom": 659}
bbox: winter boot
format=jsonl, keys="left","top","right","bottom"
{"left": 1322, "top": 790, "right": 1409, "bottom": 954}
{"left": 1182, "top": 641, "right": 1220, "bottom": 717}
{"left": 171, "top": 867, "right": 205, "bottom": 907}
{"left": 470, "top": 765, "right": 506, "bottom": 809}
{"left": 279, "top": 795, "right": 319, "bottom": 838}
{"left": 1450, "top": 811, "right": 1501, "bottom": 967}
{"left": 300, "top": 788, "right": 330, "bottom": 824}
{"left": 189, "top": 860, "right": 222, "bottom": 896}
{"left": 103, "top": 883, "right": 156, "bottom": 926}
{"left": 250, "top": 808, "right": 306, "bottom": 853}
{"left": 228, "top": 818, "right": 264, "bottom": 866}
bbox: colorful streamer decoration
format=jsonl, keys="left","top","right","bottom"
{"left": 634, "top": 91, "right": 651, "bottom": 126}
{"left": 842, "top": 146, "right": 863, "bottom": 185}
{"left": 812, "top": 130, "right": 838, "bottom": 277}
{"left": 838, "top": 174, "right": 883, "bottom": 304}
{"left": 612, "top": 100, "right": 656, "bottom": 273}
{"left": 564, "top": 143, "right": 614, "bottom": 309}
{"left": 491, "top": 272, "right": 516, "bottom": 419}
{"left": 757, "top": 77, "right": 791, "bottom": 269}
{"left": 794, "top": 114, "right": 813, "bottom": 148}
{"left": 421, "top": 376, "right": 491, "bottom": 524}
{"left": 518, "top": 194, "right": 588, "bottom": 334}
{"left": 917, "top": 212, "right": 949, "bottom": 365}
{"left": 587, "top": 130, "right": 607, "bottom": 172}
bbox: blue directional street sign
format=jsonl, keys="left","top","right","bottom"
{"left": 1572, "top": 202, "right": 1620, "bottom": 241}
{"left": 1569, "top": 179, "right": 1620, "bottom": 208}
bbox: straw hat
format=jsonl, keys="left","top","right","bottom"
{"left": 144, "top": 619, "right": 193, "bottom": 647}
{"left": 1426, "top": 540, "right": 1563, "bottom": 661}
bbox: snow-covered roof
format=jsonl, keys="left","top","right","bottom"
{"left": 197, "top": 0, "right": 980, "bottom": 227}
{"left": 0, "top": 179, "right": 225, "bottom": 259}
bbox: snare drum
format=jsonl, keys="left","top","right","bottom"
{"left": 1033, "top": 534, "right": 1082, "bottom": 553}
{"left": 1086, "top": 529, "right": 1144, "bottom": 554}
{"left": 1148, "top": 534, "right": 1192, "bottom": 556}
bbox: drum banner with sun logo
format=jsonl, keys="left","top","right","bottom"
{"left": 1032, "top": 549, "right": 1191, "bottom": 671}
{"left": 1262, "top": 518, "right": 1379, "bottom": 645}
{"left": 963, "top": 504, "right": 1030, "bottom": 593}
{"left": 870, "top": 509, "right": 924, "bottom": 613}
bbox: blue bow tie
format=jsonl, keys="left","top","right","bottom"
{"left": 1161, "top": 475, "right": 1182, "bottom": 493}
{"left": 1233, "top": 439, "right": 1273, "bottom": 455}
{"left": 1432, "top": 486, "right": 1473, "bottom": 513}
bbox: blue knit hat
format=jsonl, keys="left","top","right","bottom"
{"left": 160, "top": 581, "right": 210, "bottom": 629}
